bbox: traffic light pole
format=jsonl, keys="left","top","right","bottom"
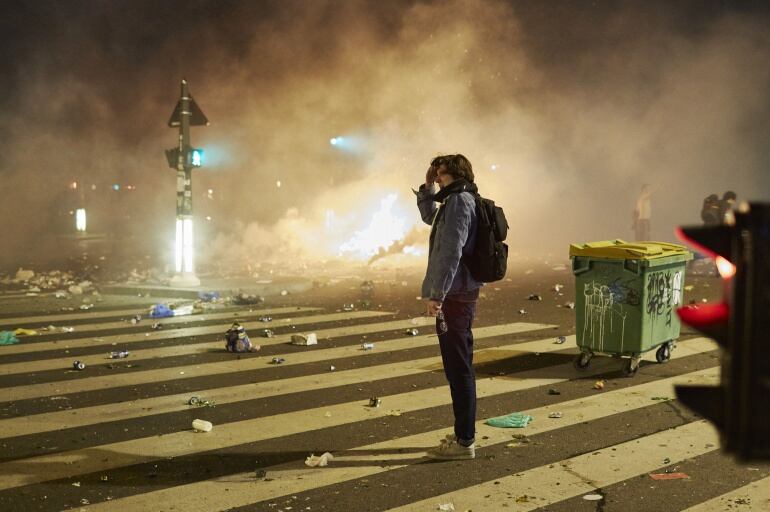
{"left": 167, "top": 79, "right": 208, "bottom": 287}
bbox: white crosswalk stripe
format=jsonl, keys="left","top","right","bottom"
{"left": 0, "top": 303, "right": 764, "bottom": 512}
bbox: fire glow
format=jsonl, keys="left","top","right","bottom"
{"left": 338, "top": 193, "right": 408, "bottom": 259}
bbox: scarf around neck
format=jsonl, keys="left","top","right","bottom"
{"left": 431, "top": 178, "right": 479, "bottom": 203}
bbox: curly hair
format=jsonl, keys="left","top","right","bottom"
{"left": 430, "top": 154, "right": 474, "bottom": 183}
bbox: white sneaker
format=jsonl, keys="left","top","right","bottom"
{"left": 426, "top": 438, "right": 475, "bottom": 460}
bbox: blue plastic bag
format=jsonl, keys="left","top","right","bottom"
{"left": 149, "top": 304, "right": 174, "bottom": 318}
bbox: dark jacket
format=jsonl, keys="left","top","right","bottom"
{"left": 414, "top": 179, "right": 481, "bottom": 301}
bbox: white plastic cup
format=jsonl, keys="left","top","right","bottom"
{"left": 192, "top": 419, "right": 213, "bottom": 432}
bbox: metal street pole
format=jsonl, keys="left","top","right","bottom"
{"left": 166, "top": 79, "right": 208, "bottom": 287}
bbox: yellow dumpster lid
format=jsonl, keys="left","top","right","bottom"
{"left": 569, "top": 240, "right": 691, "bottom": 260}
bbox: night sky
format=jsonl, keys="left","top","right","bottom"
{"left": 1, "top": 0, "right": 769, "bottom": 269}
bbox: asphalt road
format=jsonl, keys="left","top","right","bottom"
{"left": 0, "top": 264, "right": 767, "bottom": 511}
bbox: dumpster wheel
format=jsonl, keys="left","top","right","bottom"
{"left": 655, "top": 342, "right": 673, "bottom": 363}
{"left": 622, "top": 355, "right": 642, "bottom": 377}
{"left": 573, "top": 352, "right": 593, "bottom": 371}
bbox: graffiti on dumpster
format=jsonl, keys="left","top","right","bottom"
{"left": 646, "top": 270, "right": 683, "bottom": 328}
{"left": 608, "top": 277, "right": 641, "bottom": 306}
{"left": 583, "top": 281, "right": 628, "bottom": 352}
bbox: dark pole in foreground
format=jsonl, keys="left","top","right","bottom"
{"left": 165, "top": 79, "right": 208, "bottom": 287}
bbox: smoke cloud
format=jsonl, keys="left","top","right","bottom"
{"left": 1, "top": 0, "right": 768, "bottom": 271}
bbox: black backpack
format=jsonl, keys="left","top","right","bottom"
{"left": 463, "top": 194, "right": 509, "bottom": 282}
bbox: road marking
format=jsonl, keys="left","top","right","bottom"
{"left": 6, "top": 306, "right": 322, "bottom": 337}
{"left": 0, "top": 337, "right": 715, "bottom": 491}
{"left": 0, "top": 333, "right": 575, "bottom": 438}
{"left": 681, "top": 476, "right": 770, "bottom": 511}
{"left": 390, "top": 420, "right": 719, "bottom": 511}
{"left": 0, "top": 305, "right": 179, "bottom": 326}
{"left": 77, "top": 366, "right": 720, "bottom": 512}
{"left": 0, "top": 322, "right": 555, "bottom": 401}
{"left": 0, "top": 308, "right": 379, "bottom": 356}
{"left": 0, "top": 310, "right": 392, "bottom": 374}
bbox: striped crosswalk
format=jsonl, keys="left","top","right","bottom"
{"left": 0, "top": 298, "right": 766, "bottom": 512}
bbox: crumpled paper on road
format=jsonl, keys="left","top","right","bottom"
{"left": 304, "top": 452, "right": 334, "bottom": 467}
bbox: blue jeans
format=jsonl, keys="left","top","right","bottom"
{"left": 436, "top": 290, "right": 479, "bottom": 443}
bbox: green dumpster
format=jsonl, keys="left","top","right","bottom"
{"left": 569, "top": 240, "right": 693, "bottom": 376}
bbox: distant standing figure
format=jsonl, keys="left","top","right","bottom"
{"left": 632, "top": 184, "right": 651, "bottom": 241}
{"left": 701, "top": 194, "right": 721, "bottom": 226}
{"left": 719, "top": 190, "right": 737, "bottom": 224}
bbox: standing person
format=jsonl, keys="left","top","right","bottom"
{"left": 701, "top": 194, "right": 721, "bottom": 226}
{"left": 632, "top": 184, "right": 652, "bottom": 241}
{"left": 719, "top": 190, "right": 737, "bottom": 224}
{"left": 414, "top": 154, "right": 481, "bottom": 460}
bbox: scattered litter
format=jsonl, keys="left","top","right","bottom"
{"left": 192, "top": 419, "right": 213, "bottom": 432}
{"left": 197, "top": 291, "right": 220, "bottom": 302}
{"left": 14, "top": 328, "right": 37, "bottom": 336}
{"left": 0, "top": 332, "right": 20, "bottom": 345}
{"left": 72, "top": 482, "right": 81, "bottom": 487}
{"left": 130, "top": 314, "right": 142, "bottom": 325}
{"left": 485, "top": 412, "right": 534, "bottom": 428}
{"left": 261, "top": 329, "right": 274, "bottom": 338}
{"left": 594, "top": 380, "right": 605, "bottom": 390}
{"left": 388, "top": 410, "right": 402, "bottom": 417}
{"left": 329, "top": 365, "right": 336, "bottom": 371}
{"left": 73, "top": 361, "right": 86, "bottom": 371}
{"left": 271, "top": 357, "right": 285, "bottom": 364}
{"left": 151, "top": 323, "right": 163, "bottom": 330}
{"left": 108, "top": 351, "right": 130, "bottom": 359}
{"left": 291, "top": 333, "right": 318, "bottom": 346}
{"left": 305, "top": 452, "right": 333, "bottom": 467}
{"left": 404, "top": 328, "right": 419, "bottom": 336}
{"left": 583, "top": 494, "right": 603, "bottom": 501}
{"left": 233, "top": 293, "right": 264, "bottom": 305}
{"left": 548, "top": 388, "right": 561, "bottom": 395}
{"left": 342, "top": 303, "right": 355, "bottom": 311}
{"left": 555, "top": 336, "right": 567, "bottom": 344}
{"left": 173, "top": 304, "right": 194, "bottom": 316}
{"left": 650, "top": 472, "right": 690, "bottom": 480}
{"left": 100, "top": 475, "right": 109, "bottom": 482}
{"left": 527, "top": 294, "right": 542, "bottom": 301}
{"left": 564, "top": 302, "right": 575, "bottom": 309}
{"left": 188, "top": 396, "right": 215, "bottom": 407}
{"left": 552, "top": 284, "right": 564, "bottom": 292}
{"left": 515, "top": 495, "right": 531, "bottom": 503}
{"left": 149, "top": 304, "right": 174, "bottom": 318}
{"left": 225, "top": 322, "right": 260, "bottom": 352}
{"left": 507, "top": 434, "right": 531, "bottom": 446}
{"left": 548, "top": 412, "right": 563, "bottom": 419}
{"left": 361, "top": 342, "right": 375, "bottom": 350}
{"left": 368, "top": 397, "right": 382, "bottom": 408}
{"left": 258, "top": 316, "right": 273, "bottom": 323}
{"left": 61, "top": 326, "right": 75, "bottom": 333}
{"left": 68, "top": 285, "right": 83, "bottom": 295}
{"left": 518, "top": 309, "right": 527, "bottom": 315}
{"left": 79, "top": 304, "right": 94, "bottom": 310}
{"left": 438, "top": 504, "right": 455, "bottom": 511}
{"left": 684, "top": 285, "right": 694, "bottom": 291}
{"left": 255, "top": 469, "right": 267, "bottom": 479}
{"left": 651, "top": 396, "right": 670, "bottom": 401}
